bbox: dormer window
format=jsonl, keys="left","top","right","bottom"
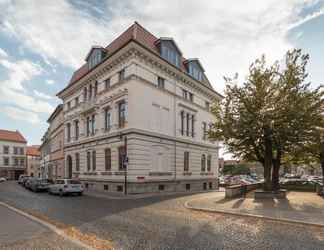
{"left": 86, "top": 46, "right": 107, "bottom": 70}
{"left": 156, "top": 38, "right": 182, "bottom": 68}
{"left": 185, "top": 59, "right": 205, "bottom": 82}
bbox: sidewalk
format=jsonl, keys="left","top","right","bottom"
{"left": 185, "top": 191, "right": 324, "bottom": 227}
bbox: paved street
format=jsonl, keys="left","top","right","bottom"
{"left": 0, "top": 202, "right": 86, "bottom": 250}
{"left": 1, "top": 181, "right": 324, "bottom": 250}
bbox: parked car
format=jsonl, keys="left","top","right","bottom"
{"left": 29, "top": 178, "right": 50, "bottom": 192}
{"left": 24, "top": 177, "right": 34, "bottom": 189}
{"left": 18, "top": 175, "right": 29, "bottom": 185}
{"left": 48, "top": 179, "right": 83, "bottom": 196}
{"left": 0, "top": 177, "right": 6, "bottom": 182}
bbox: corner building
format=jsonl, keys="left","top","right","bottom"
{"left": 57, "top": 22, "right": 222, "bottom": 194}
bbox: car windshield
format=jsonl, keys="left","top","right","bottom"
{"left": 67, "top": 180, "right": 81, "bottom": 184}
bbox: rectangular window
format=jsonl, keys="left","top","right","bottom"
{"left": 83, "top": 87, "right": 87, "bottom": 102}
{"left": 105, "top": 108, "right": 111, "bottom": 131}
{"left": 91, "top": 114, "right": 95, "bottom": 135}
{"left": 182, "top": 89, "right": 188, "bottom": 99}
{"left": 92, "top": 151, "right": 96, "bottom": 171}
{"left": 105, "top": 148, "right": 111, "bottom": 171}
{"left": 161, "top": 45, "right": 179, "bottom": 67}
{"left": 186, "top": 113, "right": 190, "bottom": 136}
{"left": 75, "top": 97, "right": 79, "bottom": 106}
{"left": 157, "top": 77, "right": 165, "bottom": 89}
{"left": 67, "top": 101, "right": 71, "bottom": 110}
{"left": 207, "top": 155, "right": 212, "bottom": 172}
{"left": 191, "top": 114, "right": 195, "bottom": 137}
{"left": 89, "top": 84, "right": 92, "bottom": 100}
{"left": 202, "top": 122, "right": 207, "bottom": 140}
{"left": 94, "top": 81, "right": 98, "bottom": 97}
{"left": 3, "top": 146, "right": 9, "bottom": 154}
{"left": 75, "top": 153, "right": 80, "bottom": 172}
{"left": 205, "top": 101, "right": 210, "bottom": 111}
{"left": 87, "top": 151, "right": 91, "bottom": 171}
{"left": 105, "top": 78, "right": 110, "bottom": 89}
{"left": 184, "top": 151, "right": 189, "bottom": 172}
{"left": 67, "top": 123, "right": 71, "bottom": 142}
{"left": 19, "top": 148, "right": 24, "bottom": 155}
{"left": 3, "top": 157, "right": 9, "bottom": 166}
{"left": 189, "top": 93, "right": 194, "bottom": 102}
{"left": 86, "top": 117, "right": 90, "bottom": 136}
{"left": 104, "top": 184, "right": 109, "bottom": 191}
{"left": 118, "top": 101, "right": 126, "bottom": 128}
{"left": 180, "top": 111, "right": 184, "bottom": 135}
{"left": 13, "top": 147, "right": 18, "bottom": 155}
{"left": 74, "top": 120, "right": 79, "bottom": 140}
{"left": 14, "top": 158, "right": 19, "bottom": 166}
{"left": 118, "top": 146, "right": 126, "bottom": 171}
{"left": 118, "top": 69, "right": 125, "bottom": 82}
{"left": 20, "top": 159, "right": 24, "bottom": 166}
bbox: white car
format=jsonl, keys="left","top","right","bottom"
{"left": 0, "top": 177, "right": 6, "bottom": 182}
{"left": 48, "top": 179, "right": 83, "bottom": 196}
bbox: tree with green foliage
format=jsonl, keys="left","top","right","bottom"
{"left": 210, "top": 49, "right": 323, "bottom": 191}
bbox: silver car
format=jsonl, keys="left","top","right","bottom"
{"left": 48, "top": 179, "right": 83, "bottom": 196}
{"left": 29, "top": 178, "right": 50, "bottom": 192}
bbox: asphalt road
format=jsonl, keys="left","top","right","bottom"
{"left": 1, "top": 181, "right": 324, "bottom": 250}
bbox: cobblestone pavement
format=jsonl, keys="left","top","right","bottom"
{"left": 1, "top": 181, "right": 324, "bottom": 250}
{"left": 186, "top": 191, "right": 324, "bottom": 226}
{"left": 0, "top": 202, "right": 86, "bottom": 250}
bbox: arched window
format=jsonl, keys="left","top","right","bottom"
{"left": 201, "top": 154, "right": 206, "bottom": 172}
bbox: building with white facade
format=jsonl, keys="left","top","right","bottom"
{"left": 57, "top": 22, "right": 222, "bottom": 194}
{"left": 0, "top": 129, "right": 27, "bottom": 180}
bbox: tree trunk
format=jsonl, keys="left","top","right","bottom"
{"left": 272, "top": 150, "right": 281, "bottom": 191}
{"left": 321, "top": 160, "right": 324, "bottom": 186}
{"left": 263, "top": 126, "right": 273, "bottom": 191}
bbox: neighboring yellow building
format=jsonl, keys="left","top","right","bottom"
{"left": 26, "top": 146, "right": 41, "bottom": 177}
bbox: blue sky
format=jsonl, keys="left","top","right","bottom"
{"left": 0, "top": 0, "right": 323, "bottom": 149}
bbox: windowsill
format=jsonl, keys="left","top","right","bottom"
{"left": 83, "top": 172, "right": 98, "bottom": 175}
{"left": 200, "top": 172, "right": 213, "bottom": 176}
{"left": 101, "top": 171, "right": 112, "bottom": 175}
{"left": 115, "top": 171, "right": 126, "bottom": 176}
{"left": 149, "top": 172, "right": 173, "bottom": 176}
{"left": 183, "top": 172, "right": 192, "bottom": 176}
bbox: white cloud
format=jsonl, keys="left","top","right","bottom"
{"left": 0, "top": 55, "right": 54, "bottom": 114}
{"left": 0, "top": 47, "right": 8, "bottom": 58}
{"left": 0, "top": 0, "right": 323, "bottom": 94}
{"left": 33, "top": 90, "right": 53, "bottom": 100}
{"left": 46, "top": 79, "right": 55, "bottom": 85}
{"left": 0, "top": 106, "right": 41, "bottom": 124}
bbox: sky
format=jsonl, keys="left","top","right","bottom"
{"left": 0, "top": 0, "right": 323, "bottom": 155}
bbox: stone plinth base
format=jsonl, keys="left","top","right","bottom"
{"left": 254, "top": 189, "right": 287, "bottom": 199}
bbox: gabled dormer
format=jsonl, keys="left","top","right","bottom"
{"left": 184, "top": 59, "right": 205, "bottom": 82}
{"left": 86, "top": 46, "right": 107, "bottom": 70}
{"left": 155, "top": 38, "right": 182, "bottom": 68}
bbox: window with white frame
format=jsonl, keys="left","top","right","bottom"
{"left": 184, "top": 151, "right": 189, "bottom": 172}
{"left": 104, "top": 108, "right": 111, "bottom": 131}
{"left": 207, "top": 155, "right": 212, "bottom": 172}
{"left": 118, "top": 101, "right": 126, "bottom": 128}
{"left": 201, "top": 154, "right": 206, "bottom": 172}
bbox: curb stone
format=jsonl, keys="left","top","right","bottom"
{"left": 0, "top": 202, "right": 94, "bottom": 250}
{"left": 184, "top": 199, "right": 324, "bottom": 228}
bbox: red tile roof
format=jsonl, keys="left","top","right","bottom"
{"left": 0, "top": 129, "right": 27, "bottom": 143}
{"left": 26, "top": 146, "right": 40, "bottom": 156}
{"left": 68, "top": 22, "right": 212, "bottom": 89}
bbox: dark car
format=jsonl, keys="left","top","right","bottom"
{"left": 29, "top": 178, "right": 50, "bottom": 192}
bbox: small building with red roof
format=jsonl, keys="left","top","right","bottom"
{"left": 0, "top": 129, "right": 27, "bottom": 180}
{"left": 26, "top": 145, "right": 41, "bottom": 178}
